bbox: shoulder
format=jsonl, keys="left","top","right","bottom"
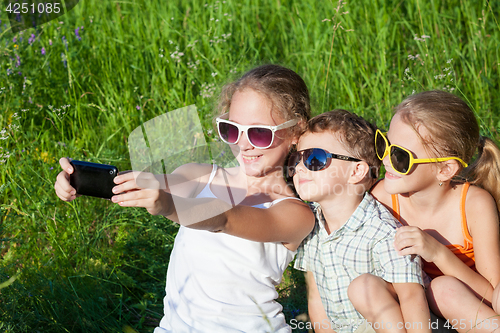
{"left": 363, "top": 193, "right": 400, "bottom": 231}
{"left": 273, "top": 198, "right": 316, "bottom": 231}
{"left": 464, "top": 183, "right": 496, "bottom": 209}
{"left": 172, "top": 163, "right": 214, "bottom": 177}
{"left": 464, "top": 184, "right": 499, "bottom": 238}
{"left": 168, "top": 163, "right": 215, "bottom": 197}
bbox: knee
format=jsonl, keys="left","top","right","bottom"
{"left": 427, "top": 276, "right": 465, "bottom": 308}
{"left": 493, "top": 281, "right": 500, "bottom": 314}
{"left": 348, "top": 273, "right": 383, "bottom": 309}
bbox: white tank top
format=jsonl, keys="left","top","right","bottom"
{"left": 154, "top": 165, "right": 299, "bottom": 333}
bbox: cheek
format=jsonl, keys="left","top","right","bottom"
{"left": 230, "top": 145, "right": 241, "bottom": 158}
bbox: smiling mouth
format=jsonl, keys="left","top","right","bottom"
{"left": 242, "top": 155, "right": 261, "bottom": 161}
{"left": 385, "top": 171, "right": 400, "bottom": 178}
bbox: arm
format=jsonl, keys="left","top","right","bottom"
{"left": 392, "top": 283, "right": 431, "bottom": 333}
{"left": 112, "top": 169, "right": 315, "bottom": 248}
{"left": 394, "top": 187, "right": 500, "bottom": 304}
{"left": 464, "top": 186, "right": 500, "bottom": 301}
{"left": 306, "top": 271, "right": 336, "bottom": 333}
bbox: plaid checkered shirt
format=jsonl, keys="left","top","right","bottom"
{"left": 294, "top": 193, "right": 424, "bottom": 332}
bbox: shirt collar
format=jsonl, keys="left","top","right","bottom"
{"left": 311, "top": 193, "right": 376, "bottom": 236}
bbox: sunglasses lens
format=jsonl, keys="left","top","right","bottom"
{"left": 304, "top": 148, "right": 328, "bottom": 171}
{"left": 391, "top": 146, "right": 411, "bottom": 174}
{"left": 287, "top": 152, "right": 300, "bottom": 178}
{"left": 247, "top": 127, "right": 273, "bottom": 148}
{"left": 218, "top": 122, "right": 239, "bottom": 144}
{"left": 375, "top": 132, "right": 387, "bottom": 160}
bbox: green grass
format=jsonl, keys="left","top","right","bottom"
{"left": 0, "top": 0, "right": 499, "bottom": 331}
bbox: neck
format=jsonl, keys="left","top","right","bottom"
{"left": 317, "top": 192, "right": 364, "bottom": 234}
{"left": 400, "top": 182, "right": 455, "bottom": 214}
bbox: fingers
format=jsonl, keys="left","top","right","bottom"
{"left": 111, "top": 187, "right": 157, "bottom": 205}
{"left": 113, "top": 171, "right": 160, "bottom": 193}
{"left": 394, "top": 236, "right": 418, "bottom": 253}
{"left": 59, "top": 157, "right": 73, "bottom": 174}
{"left": 394, "top": 226, "right": 422, "bottom": 254}
{"left": 54, "top": 169, "right": 77, "bottom": 201}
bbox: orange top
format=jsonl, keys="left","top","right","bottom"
{"left": 391, "top": 183, "right": 476, "bottom": 279}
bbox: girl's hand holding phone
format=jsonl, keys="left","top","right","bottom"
{"left": 111, "top": 171, "right": 171, "bottom": 216}
{"left": 54, "top": 157, "right": 79, "bottom": 201}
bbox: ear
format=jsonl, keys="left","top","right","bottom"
{"left": 347, "top": 161, "right": 370, "bottom": 185}
{"left": 436, "top": 159, "right": 460, "bottom": 182}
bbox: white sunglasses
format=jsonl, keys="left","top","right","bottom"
{"left": 216, "top": 113, "right": 298, "bottom": 149}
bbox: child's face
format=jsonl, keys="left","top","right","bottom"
{"left": 227, "top": 88, "right": 294, "bottom": 178}
{"left": 293, "top": 131, "right": 354, "bottom": 202}
{"left": 383, "top": 113, "right": 441, "bottom": 194}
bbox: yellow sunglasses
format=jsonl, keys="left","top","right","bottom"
{"left": 375, "top": 129, "right": 468, "bottom": 175}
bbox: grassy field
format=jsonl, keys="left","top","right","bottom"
{"left": 0, "top": 0, "right": 499, "bottom": 331}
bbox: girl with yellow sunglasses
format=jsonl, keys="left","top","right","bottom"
{"left": 354, "top": 90, "right": 500, "bottom": 332}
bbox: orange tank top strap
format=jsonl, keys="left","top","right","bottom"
{"left": 391, "top": 194, "right": 401, "bottom": 223}
{"left": 460, "top": 182, "right": 473, "bottom": 249}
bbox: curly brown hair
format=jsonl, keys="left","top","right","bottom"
{"left": 306, "top": 109, "right": 381, "bottom": 181}
{"left": 217, "top": 64, "right": 311, "bottom": 139}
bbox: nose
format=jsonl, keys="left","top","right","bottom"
{"left": 237, "top": 130, "right": 254, "bottom": 150}
{"left": 382, "top": 151, "right": 398, "bottom": 175}
{"left": 294, "top": 158, "right": 308, "bottom": 175}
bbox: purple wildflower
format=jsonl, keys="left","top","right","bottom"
{"left": 62, "top": 36, "right": 68, "bottom": 50}
{"left": 7, "top": 69, "right": 11, "bottom": 75}
{"left": 28, "top": 34, "right": 35, "bottom": 44}
{"left": 75, "top": 27, "right": 81, "bottom": 41}
{"left": 15, "top": 54, "right": 20, "bottom": 67}
{"left": 49, "top": 39, "right": 52, "bottom": 46}
{"left": 41, "top": 47, "right": 46, "bottom": 55}
{"left": 136, "top": 106, "right": 141, "bottom": 110}
{"left": 13, "top": 37, "right": 16, "bottom": 43}
{"left": 18, "top": 71, "right": 21, "bottom": 75}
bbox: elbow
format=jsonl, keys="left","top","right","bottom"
{"left": 214, "top": 209, "right": 231, "bottom": 233}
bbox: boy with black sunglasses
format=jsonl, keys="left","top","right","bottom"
{"left": 291, "top": 110, "right": 430, "bottom": 333}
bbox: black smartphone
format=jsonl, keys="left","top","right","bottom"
{"left": 69, "top": 160, "right": 118, "bottom": 199}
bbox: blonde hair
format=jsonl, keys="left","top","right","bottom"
{"left": 396, "top": 90, "right": 500, "bottom": 211}
{"left": 217, "top": 64, "right": 311, "bottom": 139}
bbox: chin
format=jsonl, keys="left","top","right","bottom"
{"left": 383, "top": 180, "right": 407, "bottom": 195}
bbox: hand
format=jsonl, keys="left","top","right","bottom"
{"left": 394, "top": 226, "right": 445, "bottom": 262}
{"left": 54, "top": 157, "right": 79, "bottom": 201}
{"left": 111, "top": 171, "right": 171, "bottom": 216}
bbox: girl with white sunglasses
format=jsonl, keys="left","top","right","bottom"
{"left": 54, "top": 64, "right": 315, "bottom": 332}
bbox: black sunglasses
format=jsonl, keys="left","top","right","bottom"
{"left": 287, "top": 148, "right": 361, "bottom": 178}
